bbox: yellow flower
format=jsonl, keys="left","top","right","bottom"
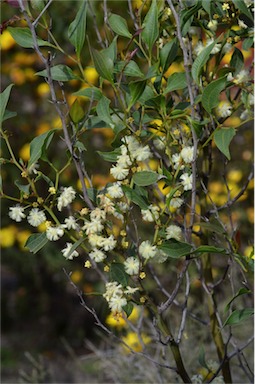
{"left": 0, "top": 30, "right": 16, "bottom": 50}
{"left": 37, "top": 83, "right": 50, "bottom": 97}
{"left": 36, "top": 122, "right": 50, "bottom": 135}
{"left": 122, "top": 332, "right": 151, "bottom": 353}
{"left": 17, "top": 230, "right": 31, "bottom": 249}
{"left": 106, "top": 312, "right": 127, "bottom": 329}
{"left": 84, "top": 67, "right": 99, "bottom": 85}
{"left": 164, "top": 62, "right": 185, "bottom": 78}
{"left": 157, "top": 180, "right": 171, "bottom": 196}
{"left": 0, "top": 225, "right": 17, "bottom": 248}
{"left": 244, "top": 246, "right": 254, "bottom": 259}
{"left": 19, "top": 143, "right": 30, "bottom": 162}
{"left": 227, "top": 170, "right": 242, "bottom": 183}
{"left": 84, "top": 260, "right": 92, "bottom": 269}
{"left": 71, "top": 270, "right": 83, "bottom": 283}
{"left": 37, "top": 221, "right": 47, "bottom": 232}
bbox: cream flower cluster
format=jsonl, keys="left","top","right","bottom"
{"left": 9, "top": 205, "right": 46, "bottom": 227}
{"left": 141, "top": 204, "right": 160, "bottom": 222}
{"left": 110, "top": 135, "right": 152, "bottom": 181}
{"left": 57, "top": 186, "right": 76, "bottom": 211}
{"left": 103, "top": 281, "right": 139, "bottom": 313}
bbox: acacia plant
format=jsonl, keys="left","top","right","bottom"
{"left": 1, "top": 0, "right": 254, "bottom": 383}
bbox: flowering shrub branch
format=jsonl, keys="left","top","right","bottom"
{"left": 1, "top": 0, "right": 254, "bottom": 382}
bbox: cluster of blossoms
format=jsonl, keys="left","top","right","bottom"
{"left": 110, "top": 136, "right": 152, "bottom": 181}
{"left": 103, "top": 281, "right": 139, "bottom": 313}
{"left": 171, "top": 145, "right": 194, "bottom": 191}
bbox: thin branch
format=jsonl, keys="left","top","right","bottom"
{"left": 158, "top": 260, "right": 191, "bottom": 314}
{"left": 32, "top": 0, "right": 53, "bottom": 27}
{"left": 18, "top": 0, "right": 94, "bottom": 210}
{"left": 177, "top": 270, "right": 190, "bottom": 343}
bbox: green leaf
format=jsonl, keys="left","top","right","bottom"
{"left": 202, "top": 0, "right": 212, "bottom": 16}
{"left": 160, "top": 38, "right": 178, "bottom": 74}
{"left": 97, "top": 148, "right": 121, "bottom": 162}
{"left": 25, "top": 233, "right": 48, "bottom": 254}
{"left": 223, "top": 308, "right": 254, "bottom": 327}
{"left": 214, "top": 127, "right": 236, "bottom": 160}
{"left": 164, "top": 72, "right": 187, "bottom": 94}
{"left": 110, "top": 263, "right": 129, "bottom": 287}
{"left": 192, "top": 40, "right": 218, "bottom": 85}
{"left": 36, "top": 65, "right": 79, "bottom": 81}
{"left": 193, "top": 246, "right": 226, "bottom": 254}
{"left": 0, "top": 84, "right": 14, "bottom": 127}
{"left": 180, "top": 2, "right": 202, "bottom": 36}
{"left": 15, "top": 180, "right": 30, "bottom": 195}
{"left": 159, "top": 240, "right": 193, "bottom": 259}
{"left": 198, "top": 346, "right": 209, "bottom": 369}
{"left": 28, "top": 130, "right": 55, "bottom": 168}
{"left": 66, "top": 238, "right": 85, "bottom": 259}
{"left": 133, "top": 171, "right": 159, "bottom": 186}
{"left": 115, "top": 61, "right": 144, "bottom": 78}
{"left": 70, "top": 99, "right": 85, "bottom": 123}
{"left": 30, "top": 0, "right": 45, "bottom": 12}
{"left": 96, "top": 96, "right": 113, "bottom": 125}
{"left": 141, "top": 0, "right": 159, "bottom": 51}
{"left": 195, "top": 221, "right": 226, "bottom": 235}
{"left": 201, "top": 77, "right": 226, "bottom": 114}
{"left": 7, "top": 27, "right": 54, "bottom": 48}
{"left": 102, "top": 36, "right": 118, "bottom": 63}
{"left": 128, "top": 80, "right": 147, "bottom": 110}
{"left": 242, "top": 37, "right": 254, "bottom": 51}
{"left": 2, "top": 110, "right": 17, "bottom": 122}
{"left": 225, "top": 288, "right": 251, "bottom": 313}
{"left": 123, "top": 303, "right": 134, "bottom": 318}
{"left": 108, "top": 13, "right": 132, "bottom": 38}
{"left": 232, "top": 0, "right": 253, "bottom": 21}
{"left": 73, "top": 87, "right": 102, "bottom": 100}
{"left": 122, "top": 185, "right": 148, "bottom": 209}
{"left": 68, "top": 1, "right": 87, "bottom": 58}
{"left": 230, "top": 48, "right": 244, "bottom": 74}
{"left": 90, "top": 49, "right": 113, "bottom": 83}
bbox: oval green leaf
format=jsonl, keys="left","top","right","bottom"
{"left": 36, "top": 65, "right": 79, "bottom": 82}
{"left": 133, "top": 171, "right": 159, "bottom": 186}
{"left": 202, "top": 77, "right": 226, "bottom": 114}
{"left": 90, "top": 49, "right": 113, "bottom": 83}
{"left": 223, "top": 308, "right": 254, "bottom": 327}
{"left": 108, "top": 13, "right": 132, "bottom": 38}
{"left": 110, "top": 263, "right": 129, "bottom": 287}
{"left": 0, "top": 84, "right": 14, "bottom": 127}
{"left": 73, "top": 87, "right": 102, "bottom": 100}
{"left": 164, "top": 72, "right": 187, "bottom": 94}
{"left": 7, "top": 27, "right": 54, "bottom": 48}
{"left": 192, "top": 40, "right": 217, "bottom": 85}
{"left": 28, "top": 130, "right": 56, "bottom": 168}
{"left": 141, "top": 0, "right": 159, "bottom": 51}
{"left": 68, "top": 1, "right": 87, "bottom": 58}
{"left": 25, "top": 233, "right": 48, "bottom": 254}
{"left": 159, "top": 240, "right": 193, "bottom": 259}
{"left": 214, "top": 127, "right": 236, "bottom": 160}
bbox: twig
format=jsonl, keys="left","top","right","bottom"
{"left": 177, "top": 270, "right": 190, "bottom": 343}
{"left": 32, "top": 0, "right": 53, "bottom": 27}
{"left": 18, "top": 0, "right": 94, "bottom": 210}
{"left": 158, "top": 260, "right": 191, "bottom": 314}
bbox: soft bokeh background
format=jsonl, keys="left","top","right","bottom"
{"left": 1, "top": 1, "right": 253, "bottom": 382}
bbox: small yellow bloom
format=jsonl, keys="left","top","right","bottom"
{"left": 139, "top": 272, "right": 146, "bottom": 279}
{"left": 37, "top": 221, "right": 47, "bottom": 232}
{"left": 84, "top": 260, "right": 92, "bottom": 269}
{"left": 19, "top": 143, "right": 30, "bottom": 162}
{"left": 227, "top": 170, "right": 242, "bottom": 183}
{"left": 37, "top": 197, "right": 44, "bottom": 204}
{"left": 222, "top": 3, "right": 230, "bottom": 11}
{"left": 36, "top": 122, "right": 50, "bottom": 135}
{"left": 80, "top": 207, "right": 89, "bottom": 216}
{"left": 37, "top": 83, "right": 50, "bottom": 97}
{"left": 122, "top": 332, "right": 151, "bottom": 353}
{"left": 0, "top": 30, "right": 16, "bottom": 50}
{"left": 106, "top": 311, "right": 127, "bottom": 329}
{"left": 17, "top": 230, "right": 31, "bottom": 249}
{"left": 71, "top": 270, "right": 83, "bottom": 283}
{"left": 84, "top": 67, "right": 99, "bottom": 85}
{"left": 140, "top": 296, "right": 146, "bottom": 304}
{"left": 48, "top": 186, "right": 56, "bottom": 195}
{"left": 104, "top": 265, "right": 110, "bottom": 272}
{"left": 244, "top": 246, "right": 254, "bottom": 259}
{"left": 0, "top": 225, "right": 17, "bottom": 248}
